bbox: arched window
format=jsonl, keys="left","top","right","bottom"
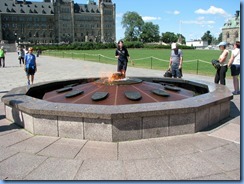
{"left": 235, "top": 31, "right": 238, "bottom": 38}
{"left": 226, "top": 32, "right": 230, "bottom": 38}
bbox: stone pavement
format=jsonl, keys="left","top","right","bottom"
{"left": 0, "top": 52, "right": 240, "bottom": 180}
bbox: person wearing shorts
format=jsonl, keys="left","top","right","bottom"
{"left": 24, "top": 47, "right": 37, "bottom": 85}
{"left": 115, "top": 40, "right": 130, "bottom": 78}
{"left": 228, "top": 41, "right": 240, "bottom": 95}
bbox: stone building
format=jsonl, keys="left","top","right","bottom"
{"left": 0, "top": 0, "right": 116, "bottom": 44}
{"left": 222, "top": 10, "right": 240, "bottom": 44}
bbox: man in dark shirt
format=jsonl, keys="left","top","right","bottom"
{"left": 115, "top": 40, "right": 130, "bottom": 78}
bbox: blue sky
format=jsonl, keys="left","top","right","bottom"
{"left": 31, "top": 0, "right": 240, "bottom": 41}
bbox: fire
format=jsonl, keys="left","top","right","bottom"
{"left": 109, "top": 72, "right": 124, "bottom": 82}
{"left": 97, "top": 72, "right": 126, "bottom": 85}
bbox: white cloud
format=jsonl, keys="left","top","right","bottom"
{"left": 181, "top": 20, "right": 215, "bottom": 25}
{"left": 197, "top": 16, "right": 205, "bottom": 21}
{"left": 173, "top": 10, "right": 180, "bottom": 15}
{"left": 142, "top": 16, "right": 161, "bottom": 21}
{"left": 165, "top": 10, "right": 180, "bottom": 15}
{"left": 116, "top": 13, "right": 123, "bottom": 18}
{"left": 195, "top": 6, "right": 227, "bottom": 16}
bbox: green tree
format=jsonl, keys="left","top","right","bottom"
{"left": 140, "top": 22, "right": 160, "bottom": 43}
{"left": 176, "top": 34, "right": 186, "bottom": 44}
{"left": 161, "top": 32, "right": 178, "bottom": 44}
{"left": 201, "top": 30, "right": 213, "bottom": 45}
{"left": 121, "top": 11, "right": 144, "bottom": 41}
{"left": 211, "top": 37, "right": 219, "bottom": 45}
{"left": 218, "top": 33, "right": 222, "bottom": 43}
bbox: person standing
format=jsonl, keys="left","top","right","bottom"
{"left": 215, "top": 42, "right": 229, "bottom": 85}
{"left": 228, "top": 41, "right": 240, "bottom": 95}
{"left": 24, "top": 47, "right": 37, "bottom": 85}
{"left": 0, "top": 46, "right": 6, "bottom": 68}
{"left": 18, "top": 47, "right": 25, "bottom": 66}
{"left": 115, "top": 40, "right": 130, "bottom": 78}
{"left": 169, "top": 43, "right": 183, "bottom": 78}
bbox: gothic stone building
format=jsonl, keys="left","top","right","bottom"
{"left": 0, "top": 0, "right": 116, "bottom": 44}
{"left": 222, "top": 10, "right": 240, "bottom": 44}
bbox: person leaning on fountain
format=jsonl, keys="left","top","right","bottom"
{"left": 168, "top": 43, "right": 183, "bottom": 78}
{"left": 115, "top": 40, "right": 131, "bottom": 78}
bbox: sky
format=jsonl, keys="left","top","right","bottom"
{"left": 31, "top": 0, "right": 240, "bottom": 41}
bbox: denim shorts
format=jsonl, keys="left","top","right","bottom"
{"left": 231, "top": 64, "right": 240, "bottom": 76}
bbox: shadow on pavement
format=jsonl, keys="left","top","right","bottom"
{"left": 202, "top": 101, "right": 240, "bottom": 132}
{"left": 0, "top": 122, "right": 21, "bottom": 132}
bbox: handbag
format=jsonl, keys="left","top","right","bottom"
{"left": 211, "top": 59, "right": 220, "bottom": 70}
{"left": 164, "top": 68, "right": 172, "bottom": 78}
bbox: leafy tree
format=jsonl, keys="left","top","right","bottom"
{"left": 211, "top": 37, "right": 219, "bottom": 45}
{"left": 176, "top": 34, "right": 186, "bottom": 44}
{"left": 201, "top": 30, "right": 213, "bottom": 45}
{"left": 218, "top": 33, "right": 222, "bottom": 43}
{"left": 161, "top": 32, "right": 178, "bottom": 44}
{"left": 121, "top": 11, "right": 144, "bottom": 41}
{"left": 140, "top": 22, "right": 160, "bottom": 43}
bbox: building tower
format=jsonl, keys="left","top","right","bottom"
{"left": 99, "top": 0, "right": 116, "bottom": 42}
{"left": 222, "top": 10, "right": 240, "bottom": 44}
{"left": 53, "top": 0, "right": 74, "bottom": 43}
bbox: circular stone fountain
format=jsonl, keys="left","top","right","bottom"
{"left": 1, "top": 74, "right": 233, "bottom": 142}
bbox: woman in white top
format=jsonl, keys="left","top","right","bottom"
{"left": 215, "top": 42, "right": 229, "bottom": 85}
{"left": 228, "top": 41, "right": 240, "bottom": 95}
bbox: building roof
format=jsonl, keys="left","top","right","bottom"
{"left": 223, "top": 11, "right": 240, "bottom": 29}
{"left": 0, "top": 0, "right": 101, "bottom": 15}
{"left": 74, "top": 3, "right": 100, "bottom": 14}
{"left": 0, "top": 0, "right": 54, "bottom": 15}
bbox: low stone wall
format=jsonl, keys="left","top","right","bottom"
{"left": 1, "top": 77, "right": 233, "bottom": 142}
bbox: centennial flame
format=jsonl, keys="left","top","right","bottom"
{"left": 108, "top": 72, "right": 124, "bottom": 82}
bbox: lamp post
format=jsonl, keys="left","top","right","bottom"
{"left": 14, "top": 32, "right": 17, "bottom": 44}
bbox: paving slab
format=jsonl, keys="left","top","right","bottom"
{"left": 8, "top": 136, "right": 59, "bottom": 154}
{"left": 208, "top": 118, "right": 240, "bottom": 143}
{"left": 24, "top": 157, "right": 82, "bottom": 180}
{"left": 75, "top": 141, "right": 118, "bottom": 161}
{"left": 198, "top": 145, "right": 240, "bottom": 172}
{"left": 169, "top": 133, "right": 231, "bottom": 151}
{"left": 0, "top": 119, "right": 20, "bottom": 136}
{"left": 164, "top": 153, "right": 224, "bottom": 180}
{"left": 37, "top": 138, "right": 87, "bottom": 159}
{"left": 190, "top": 173, "right": 234, "bottom": 180}
{"left": 0, "top": 129, "right": 32, "bottom": 147}
{"left": 128, "top": 158, "right": 176, "bottom": 180}
{"left": 0, "top": 146, "right": 19, "bottom": 162}
{"left": 0, "top": 152, "right": 47, "bottom": 180}
{"left": 74, "top": 160, "right": 125, "bottom": 180}
{"left": 118, "top": 139, "right": 162, "bottom": 160}
{"left": 149, "top": 135, "right": 201, "bottom": 158}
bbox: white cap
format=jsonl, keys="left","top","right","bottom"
{"left": 171, "top": 43, "right": 177, "bottom": 49}
{"left": 217, "top": 41, "right": 227, "bottom": 47}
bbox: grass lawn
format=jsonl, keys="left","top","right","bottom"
{"left": 43, "top": 48, "right": 232, "bottom": 77}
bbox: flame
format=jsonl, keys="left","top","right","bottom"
{"left": 97, "top": 71, "right": 125, "bottom": 85}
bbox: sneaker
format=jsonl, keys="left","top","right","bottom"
{"left": 27, "top": 80, "right": 30, "bottom": 86}
{"left": 232, "top": 91, "right": 239, "bottom": 95}
{"left": 237, "top": 90, "right": 241, "bottom": 94}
